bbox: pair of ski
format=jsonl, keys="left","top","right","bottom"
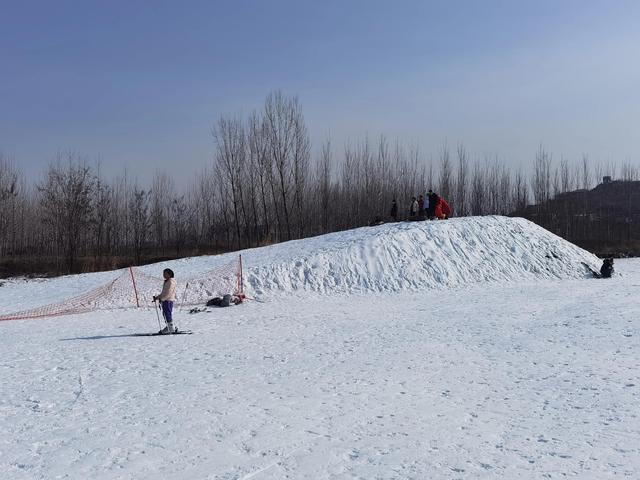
{"left": 137, "top": 299, "right": 194, "bottom": 336}
{"left": 134, "top": 328, "right": 193, "bottom": 337}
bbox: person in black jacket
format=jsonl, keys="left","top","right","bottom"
{"left": 427, "top": 190, "right": 439, "bottom": 220}
{"left": 600, "top": 258, "right": 614, "bottom": 278}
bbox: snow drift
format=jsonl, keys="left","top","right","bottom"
{"left": 241, "top": 216, "right": 600, "bottom": 296}
{"left": 0, "top": 216, "right": 600, "bottom": 316}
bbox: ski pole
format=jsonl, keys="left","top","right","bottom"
{"left": 153, "top": 298, "right": 162, "bottom": 330}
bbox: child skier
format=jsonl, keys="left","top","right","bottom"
{"left": 153, "top": 268, "right": 177, "bottom": 334}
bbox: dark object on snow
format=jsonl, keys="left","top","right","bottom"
{"left": 206, "top": 296, "right": 225, "bottom": 307}
{"left": 221, "top": 294, "right": 232, "bottom": 307}
{"left": 600, "top": 258, "right": 614, "bottom": 278}
{"left": 206, "top": 294, "right": 242, "bottom": 307}
{"left": 188, "top": 306, "right": 207, "bottom": 314}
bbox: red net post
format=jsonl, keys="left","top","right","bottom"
{"left": 0, "top": 256, "right": 245, "bottom": 321}
{"left": 237, "top": 254, "right": 245, "bottom": 298}
{"left": 129, "top": 266, "right": 140, "bottom": 308}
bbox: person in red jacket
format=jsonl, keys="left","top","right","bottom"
{"left": 435, "top": 197, "right": 452, "bottom": 219}
{"left": 440, "top": 198, "right": 452, "bottom": 219}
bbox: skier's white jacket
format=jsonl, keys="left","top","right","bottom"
{"left": 158, "top": 278, "right": 177, "bottom": 302}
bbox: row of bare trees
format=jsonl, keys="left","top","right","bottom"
{"left": 1, "top": 92, "right": 638, "bottom": 275}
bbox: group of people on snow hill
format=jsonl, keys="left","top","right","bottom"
{"left": 390, "top": 190, "right": 452, "bottom": 222}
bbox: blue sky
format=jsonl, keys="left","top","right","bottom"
{"left": 1, "top": 0, "right": 639, "bottom": 185}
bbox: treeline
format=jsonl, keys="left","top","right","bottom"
{"left": 1, "top": 91, "right": 639, "bottom": 276}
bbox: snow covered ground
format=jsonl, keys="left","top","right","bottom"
{"left": 1, "top": 217, "right": 638, "bottom": 479}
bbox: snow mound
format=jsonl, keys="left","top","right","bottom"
{"left": 240, "top": 216, "right": 600, "bottom": 296}
{"left": 0, "top": 216, "right": 601, "bottom": 316}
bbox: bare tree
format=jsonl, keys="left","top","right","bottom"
{"left": 91, "top": 174, "right": 113, "bottom": 264}
{"left": 532, "top": 145, "right": 552, "bottom": 206}
{"left": 560, "top": 157, "right": 571, "bottom": 193}
{"left": 150, "top": 172, "right": 174, "bottom": 256}
{"left": 317, "top": 137, "right": 333, "bottom": 232}
{"left": 620, "top": 161, "right": 639, "bottom": 181}
{"left": 248, "top": 112, "right": 273, "bottom": 242}
{"left": 171, "top": 194, "right": 189, "bottom": 256}
{"left": 129, "top": 186, "right": 149, "bottom": 264}
{"left": 264, "top": 91, "right": 306, "bottom": 241}
{"left": 470, "top": 160, "right": 485, "bottom": 216}
{"left": 512, "top": 169, "right": 529, "bottom": 212}
{"left": 214, "top": 162, "right": 232, "bottom": 249}
{"left": 552, "top": 165, "right": 560, "bottom": 199}
{"left": 246, "top": 113, "right": 264, "bottom": 244}
{"left": 438, "top": 144, "right": 452, "bottom": 201}
{"left": 291, "top": 106, "right": 311, "bottom": 238}
{"left": 0, "top": 154, "right": 19, "bottom": 257}
{"left": 38, "top": 153, "right": 96, "bottom": 272}
{"left": 499, "top": 164, "right": 512, "bottom": 214}
{"left": 214, "top": 115, "right": 247, "bottom": 249}
{"left": 581, "top": 154, "right": 591, "bottom": 189}
{"left": 485, "top": 158, "right": 501, "bottom": 214}
{"left": 0, "top": 153, "right": 18, "bottom": 202}
{"left": 594, "top": 161, "right": 604, "bottom": 186}
{"left": 455, "top": 145, "right": 469, "bottom": 216}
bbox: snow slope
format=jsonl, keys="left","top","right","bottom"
{"left": 1, "top": 217, "right": 600, "bottom": 316}
{"left": 4, "top": 216, "right": 635, "bottom": 480}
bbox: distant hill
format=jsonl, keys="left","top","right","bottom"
{"left": 513, "top": 179, "right": 640, "bottom": 257}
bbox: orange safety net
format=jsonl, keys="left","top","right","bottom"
{"left": 0, "top": 256, "right": 243, "bottom": 322}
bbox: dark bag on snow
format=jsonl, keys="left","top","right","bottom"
{"left": 221, "top": 294, "right": 232, "bottom": 307}
{"left": 206, "top": 297, "right": 223, "bottom": 307}
{"left": 206, "top": 294, "right": 233, "bottom": 307}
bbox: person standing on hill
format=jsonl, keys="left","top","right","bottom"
{"left": 437, "top": 197, "right": 452, "bottom": 219}
{"left": 418, "top": 194, "right": 425, "bottom": 220}
{"left": 434, "top": 197, "right": 450, "bottom": 219}
{"left": 427, "top": 190, "right": 439, "bottom": 219}
{"left": 153, "top": 268, "right": 177, "bottom": 334}
{"left": 424, "top": 194, "right": 430, "bottom": 220}
{"left": 409, "top": 196, "right": 418, "bottom": 219}
{"left": 390, "top": 199, "right": 398, "bottom": 221}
